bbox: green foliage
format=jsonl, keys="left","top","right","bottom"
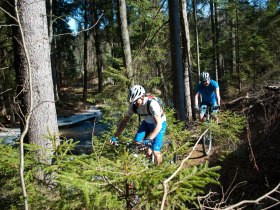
{"left": 198, "top": 111, "right": 246, "bottom": 155}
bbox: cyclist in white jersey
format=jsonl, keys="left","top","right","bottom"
{"left": 110, "top": 85, "right": 167, "bottom": 165}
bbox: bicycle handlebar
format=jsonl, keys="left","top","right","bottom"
{"left": 112, "top": 140, "right": 152, "bottom": 150}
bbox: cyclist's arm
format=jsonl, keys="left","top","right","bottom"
{"left": 114, "top": 115, "right": 130, "bottom": 138}
{"left": 215, "top": 87, "right": 221, "bottom": 107}
{"left": 147, "top": 115, "right": 162, "bottom": 140}
{"left": 194, "top": 92, "right": 200, "bottom": 107}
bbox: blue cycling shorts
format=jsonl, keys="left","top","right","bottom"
{"left": 200, "top": 104, "right": 219, "bottom": 115}
{"left": 134, "top": 121, "right": 167, "bottom": 152}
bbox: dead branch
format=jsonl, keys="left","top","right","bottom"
{"left": 160, "top": 129, "right": 209, "bottom": 210}
{"left": 222, "top": 182, "right": 280, "bottom": 210}
{"left": 0, "top": 24, "right": 17, "bottom": 29}
{"left": 53, "top": 13, "right": 104, "bottom": 37}
{"left": 0, "top": 6, "right": 18, "bottom": 22}
{"left": 15, "top": 0, "right": 34, "bottom": 209}
{"left": 245, "top": 115, "right": 259, "bottom": 171}
{"left": 0, "top": 88, "right": 12, "bottom": 95}
{"left": 224, "top": 93, "right": 249, "bottom": 106}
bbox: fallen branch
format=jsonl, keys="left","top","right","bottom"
{"left": 160, "top": 129, "right": 209, "bottom": 210}
{"left": 223, "top": 182, "right": 280, "bottom": 210}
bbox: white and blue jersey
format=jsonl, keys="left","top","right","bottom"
{"left": 126, "top": 97, "right": 166, "bottom": 152}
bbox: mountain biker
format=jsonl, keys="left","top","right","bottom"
{"left": 194, "top": 72, "right": 221, "bottom": 122}
{"left": 110, "top": 85, "right": 167, "bottom": 165}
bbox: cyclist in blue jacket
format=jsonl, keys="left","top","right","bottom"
{"left": 194, "top": 72, "right": 221, "bottom": 122}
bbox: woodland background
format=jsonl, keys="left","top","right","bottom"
{"left": 0, "top": 0, "right": 279, "bottom": 209}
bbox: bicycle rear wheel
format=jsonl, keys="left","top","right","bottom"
{"left": 202, "top": 130, "right": 212, "bottom": 156}
{"left": 160, "top": 141, "right": 177, "bottom": 165}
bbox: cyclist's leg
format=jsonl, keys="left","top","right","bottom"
{"left": 210, "top": 102, "right": 219, "bottom": 122}
{"left": 134, "top": 120, "right": 150, "bottom": 143}
{"left": 151, "top": 121, "right": 167, "bottom": 165}
{"left": 199, "top": 105, "right": 207, "bottom": 122}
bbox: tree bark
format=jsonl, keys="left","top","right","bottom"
{"left": 83, "top": 0, "right": 89, "bottom": 102}
{"left": 192, "top": 0, "right": 201, "bottom": 80}
{"left": 46, "top": 0, "right": 59, "bottom": 101}
{"left": 93, "top": 0, "right": 103, "bottom": 92}
{"left": 168, "top": 0, "right": 186, "bottom": 121}
{"left": 180, "top": 0, "right": 193, "bottom": 121}
{"left": 12, "top": 0, "right": 59, "bottom": 157}
{"left": 214, "top": 1, "right": 221, "bottom": 82}
{"left": 118, "top": 0, "right": 133, "bottom": 85}
{"left": 210, "top": 0, "right": 218, "bottom": 81}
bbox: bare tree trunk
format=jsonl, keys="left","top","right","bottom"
{"left": 229, "top": 17, "right": 236, "bottom": 74}
{"left": 214, "top": 1, "right": 221, "bottom": 82}
{"left": 93, "top": 0, "right": 103, "bottom": 92}
{"left": 180, "top": 0, "right": 193, "bottom": 121}
{"left": 12, "top": 0, "right": 60, "bottom": 207}
{"left": 210, "top": 0, "right": 218, "bottom": 81}
{"left": 118, "top": 0, "right": 134, "bottom": 85}
{"left": 236, "top": 8, "right": 241, "bottom": 93}
{"left": 12, "top": 0, "right": 59, "bottom": 154}
{"left": 83, "top": 0, "right": 89, "bottom": 102}
{"left": 192, "top": 0, "right": 201, "bottom": 80}
{"left": 46, "top": 0, "right": 59, "bottom": 101}
{"left": 168, "top": 0, "right": 186, "bottom": 121}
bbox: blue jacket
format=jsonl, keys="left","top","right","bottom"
{"left": 196, "top": 80, "right": 219, "bottom": 105}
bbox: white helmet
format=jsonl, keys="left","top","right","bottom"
{"left": 200, "top": 71, "right": 210, "bottom": 82}
{"left": 128, "top": 85, "right": 145, "bottom": 103}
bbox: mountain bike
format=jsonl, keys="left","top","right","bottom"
{"left": 114, "top": 138, "right": 177, "bottom": 166}
{"left": 200, "top": 104, "right": 219, "bottom": 156}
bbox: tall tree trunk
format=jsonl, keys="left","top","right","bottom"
{"left": 93, "top": 0, "right": 103, "bottom": 92}
{"left": 180, "top": 0, "right": 193, "bottom": 121}
{"left": 192, "top": 0, "right": 201, "bottom": 80}
{"left": 118, "top": 0, "right": 134, "bottom": 85}
{"left": 229, "top": 16, "right": 236, "bottom": 74}
{"left": 83, "top": 0, "right": 89, "bottom": 102}
{"left": 46, "top": 0, "right": 59, "bottom": 101}
{"left": 214, "top": 1, "right": 220, "bottom": 82}
{"left": 210, "top": 0, "right": 218, "bottom": 81}
{"left": 12, "top": 0, "right": 59, "bottom": 155}
{"left": 236, "top": 8, "right": 241, "bottom": 93}
{"left": 168, "top": 0, "right": 186, "bottom": 121}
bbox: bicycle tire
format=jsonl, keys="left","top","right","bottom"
{"left": 202, "top": 130, "right": 212, "bottom": 156}
{"left": 160, "top": 141, "right": 177, "bottom": 164}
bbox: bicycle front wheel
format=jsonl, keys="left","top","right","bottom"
{"left": 160, "top": 141, "right": 177, "bottom": 165}
{"left": 202, "top": 130, "right": 212, "bottom": 156}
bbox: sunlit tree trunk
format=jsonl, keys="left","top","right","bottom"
{"left": 83, "top": 0, "right": 89, "bottom": 102}
{"left": 93, "top": 0, "right": 103, "bottom": 92}
{"left": 214, "top": 1, "right": 221, "bottom": 82}
{"left": 12, "top": 0, "right": 59, "bottom": 154}
{"left": 180, "top": 0, "right": 193, "bottom": 121}
{"left": 46, "top": 0, "right": 59, "bottom": 101}
{"left": 118, "top": 0, "right": 134, "bottom": 85}
{"left": 210, "top": 0, "right": 218, "bottom": 81}
{"left": 236, "top": 7, "right": 241, "bottom": 93}
{"left": 168, "top": 0, "right": 186, "bottom": 121}
{"left": 192, "top": 0, "right": 201, "bottom": 80}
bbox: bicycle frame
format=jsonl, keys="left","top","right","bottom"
{"left": 115, "top": 139, "right": 176, "bottom": 165}
{"left": 200, "top": 104, "right": 216, "bottom": 156}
